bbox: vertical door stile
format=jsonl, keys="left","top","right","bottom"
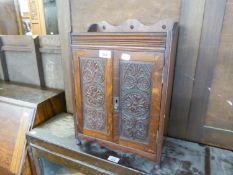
{"left": 105, "top": 54, "right": 113, "bottom": 138}
{"left": 148, "top": 52, "right": 165, "bottom": 152}
{"left": 73, "top": 52, "right": 83, "bottom": 133}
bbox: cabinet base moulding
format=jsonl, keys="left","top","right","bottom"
{"left": 78, "top": 134, "right": 157, "bottom": 161}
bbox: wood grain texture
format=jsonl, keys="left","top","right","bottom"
{"left": 148, "top": 54, "right": 164, "bottom": 152}
{"left": 33, "top": 92, "right": 66, "bottom": 127}
{"left": 0, "top": 102, "right": 34, "bottom": 175}
{"left": 0, "top": 81, "right": 66, "bottom": 175}
{"left": 105, "top": 57, "right": 113, "bottom": 138}
{"left": 168, "top": 0, "right": 206, "bottom": 139}
{"left": 58, "top": 0, "right": 181, "bottom": 113}
{"left": 116, "top": 51, "right": 164, "bottom": 154}
{"left": 73, "top": 49, "right": 114, "bottom": 141}
{"left": 187, "top": 0, "right": 227, "bottom": 141}
{"left": 71, "top": 20, "right": 178, "bottom": 162}
{"left": 73, "top": 53, "right": 83, "bottom": 134}
{"left": 71, "top": 33, "right": 167, "bottom": 51}
{"left": 10, "top": 110, "right": 32, "bottom": 173}
{"left": 57, "top": 0, "right": 233, "bottom": 149}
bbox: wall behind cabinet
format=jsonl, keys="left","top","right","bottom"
{"left": 70, "top": 0, "right": 181, "bottom": 32}
{"left": 0, "top": 0, "right": 19, "bottom": 34}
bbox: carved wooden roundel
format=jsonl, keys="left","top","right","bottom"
{"left": 122, "top": 92, "right": 150, "bottom": 117}
{"left": 84, "top": 84, "right": 104, "bottom": 107}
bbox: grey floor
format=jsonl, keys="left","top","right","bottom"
{"left": 154, "top": 137, "right": 233, "bottom": 175}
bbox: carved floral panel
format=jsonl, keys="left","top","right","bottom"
{"left": 120, "top": 61, "right": 153, "bottom": 143}
{"left": 80, "top": 57, "right": 107, "bottom": 133}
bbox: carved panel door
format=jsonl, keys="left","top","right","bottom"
{"left": 114, "top": 51, "right": 164, "bottom": 153}
{"left": 73, "top": 49, "right": 113, "bottom": 141}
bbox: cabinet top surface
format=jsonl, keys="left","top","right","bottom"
{"left": 0, "top": 81, "right": 62, "bottom": 105}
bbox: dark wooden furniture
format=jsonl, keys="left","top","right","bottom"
{"left": 27, "top": 113, "right": 155, "bottom": 175}
{"left": 0, "top": 81, "right": 66, "bottom": 175}
{"left": 0, "top": 35, "right": 64, "bottom": 90}
{"left": 71, "top": 19, "right": 178, "bottom": 162}
{"left": 0, "top": 35, "right": 44, "bottom": 86}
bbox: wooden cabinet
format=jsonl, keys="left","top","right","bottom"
{"left": 0, "top": 81, "right": 66, "bottom": 175}
{"left": 71, "top": 20, "right": 178, "bottom": 162}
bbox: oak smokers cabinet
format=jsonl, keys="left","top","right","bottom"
{"left": 71, "top": 20, "right": 178, "bottom": 162}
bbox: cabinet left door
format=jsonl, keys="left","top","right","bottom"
{"left": 73, "top": 49, "right": 113, "bottom": 141}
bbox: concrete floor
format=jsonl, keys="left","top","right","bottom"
{"left": 153, "top": 137, "right": 233, "bottom": 175}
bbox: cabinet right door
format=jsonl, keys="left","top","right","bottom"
{"left": 114, "top": 51, "right": 164, "bottom": 154}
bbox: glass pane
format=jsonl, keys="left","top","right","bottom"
{"left": 43, "top": 0, "right": 59, "bottom": 34}
{"left": 39, "top": 157, "right": 85, "bottom": 175}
